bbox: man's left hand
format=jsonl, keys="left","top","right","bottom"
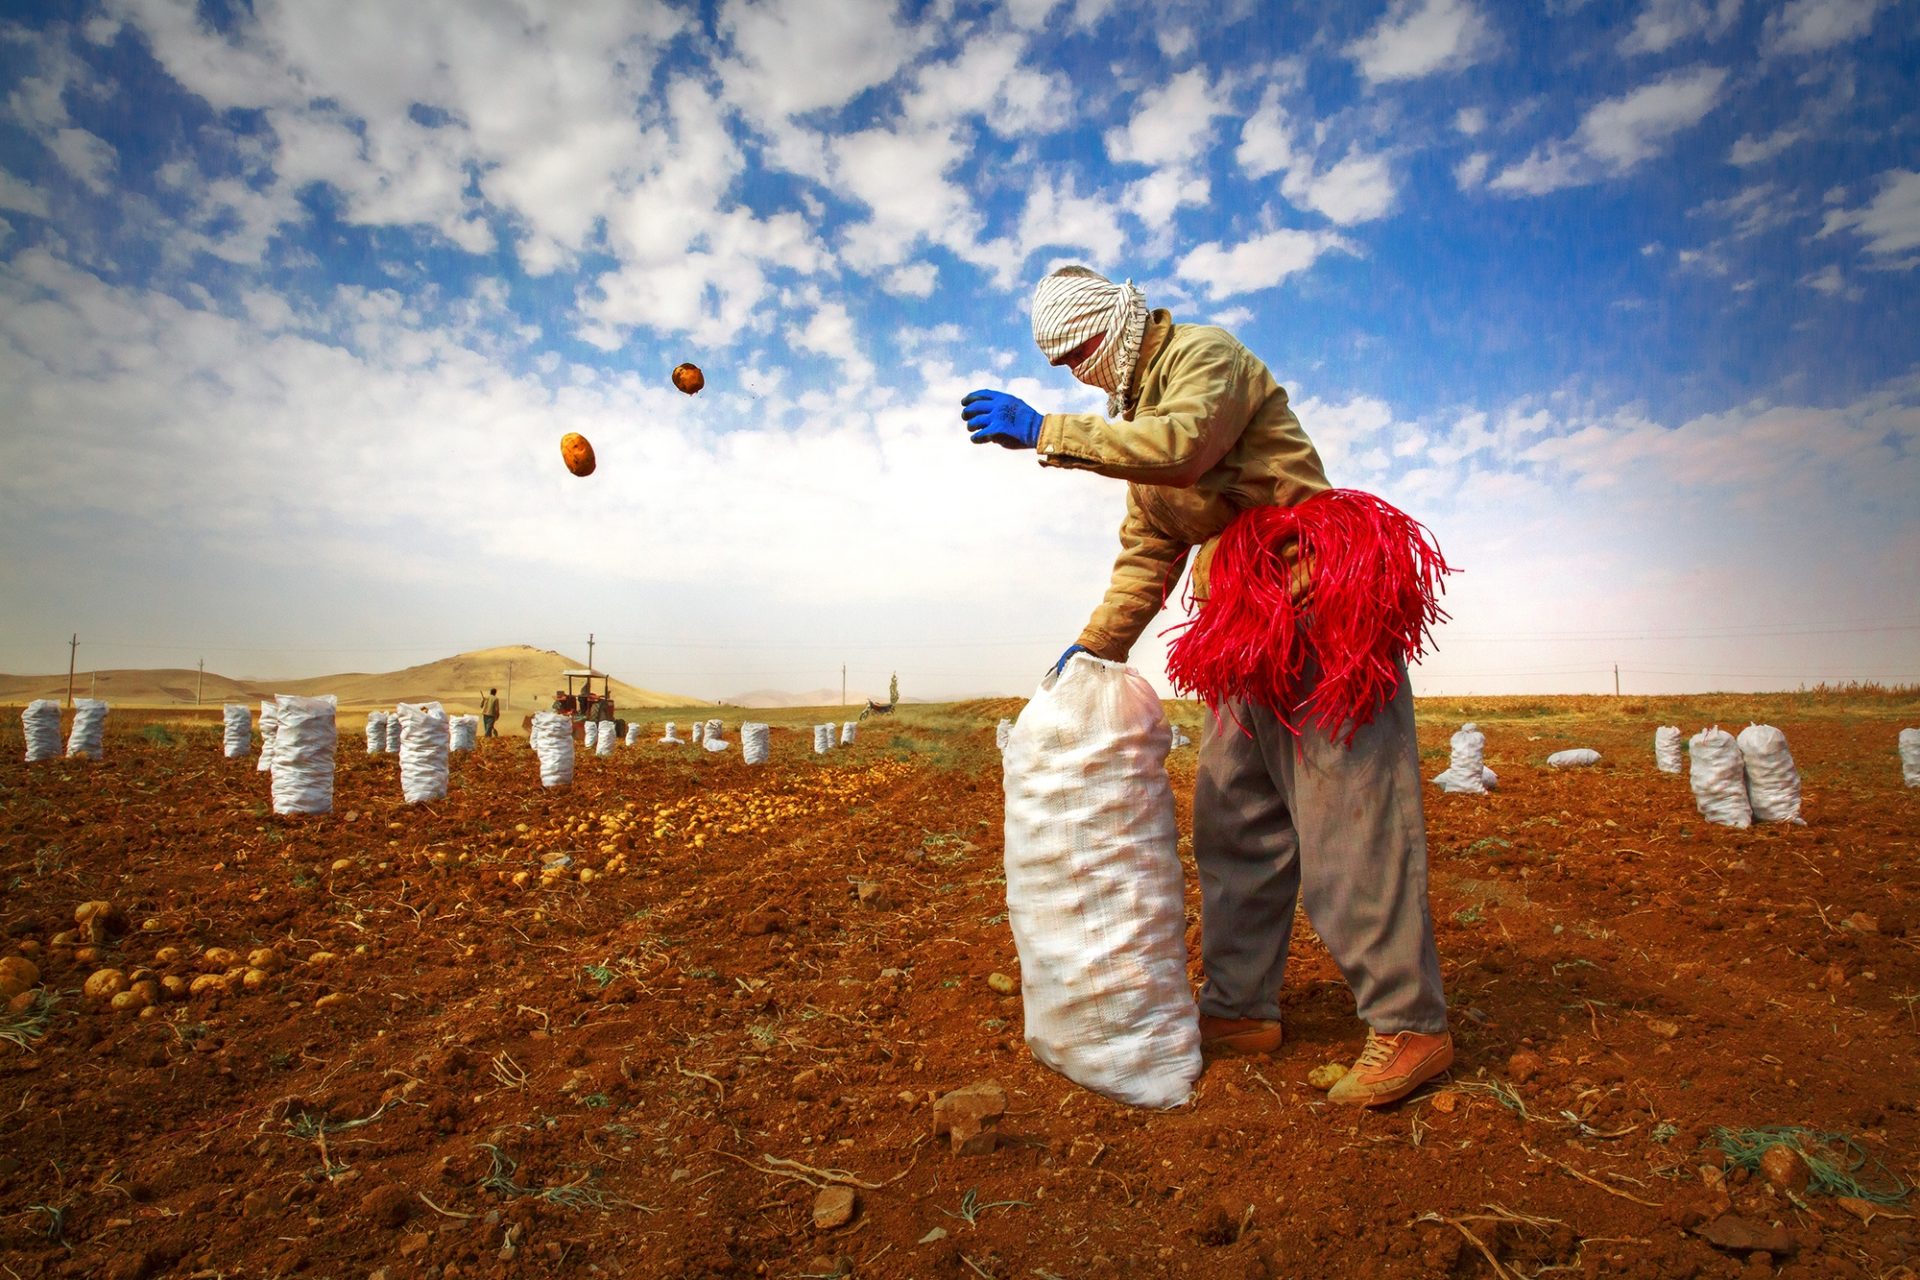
{"left": 961, "top": 389, "right": 1043, "bottom": 450}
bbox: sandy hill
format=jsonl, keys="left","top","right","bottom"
{"left": 0, "top": 645, "right": 691, "bottom": 715}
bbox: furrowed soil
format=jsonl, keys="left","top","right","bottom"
{"left": 1, "top": 695, "right": 1916, "bottom": 1280}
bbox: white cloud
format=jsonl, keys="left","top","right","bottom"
{"left": 47, "top": 127, "right": 116, "bottom": 194}
{"left": 881, "top": 262, "right": 938, "bottom": 297}
{"left": 1017, "top": 172, "right": 1128, "bottom": 265}
{"left": 1104, "top": 69, "right": 1228, "bottom": 169}
{"left": 1176, "top": 228, "right": 1354, "bottom": 299}
{"left": 1235, "top": 88, "right": 1305, "bottom": 180}
{"left": 1618, "top": 0, "right": 1742, "bottom": 55}
{"left": 1490, "top": 66, "right": 1727, "bottom": 195}
{"left": 1818, "top": 169, "right": 1920, "bottom": 262}
{"left": 0, "top": 169, "right": 52, "bottom": 217}
{"left": 1123, "top": 168, "right": 1210, "bottom": 232}
{"left": 787, "top": 300, "right": 877, "bottom": 386}
{"left": 900, "top": 30, "right": 1074, "bottom": 137}
{"left": 717, "top": 0, "right": 931, "bottom": 119}
{"left": 1762, "top": 0, "right": 1885, "bottom": 54}
{"left": 1233, "top": 87, "right": 1397, "bottom": 225}
{"left": 1453, "top": 107, "right": 1487, "bottom": 136}
{"left": 1799, "top": 264, "right": 1862, "bottom": 298}
{"left": 1729, "top": 125, "right": 1808, "bottom": 166}
{"left": 1345, "top": 0, "right": 1497, "bottom": 84}
{"left": 1454, "top": 152, "right": 1491, "bottom": 189}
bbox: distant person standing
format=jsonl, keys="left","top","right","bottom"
{"left": 480, "top": 687, "right": 501, "bottom": 738}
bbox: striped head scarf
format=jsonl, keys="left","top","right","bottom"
{"left": 1030, "top": 265, "right": 1148, "bottom": 418}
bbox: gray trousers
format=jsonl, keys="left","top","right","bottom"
{"left": 1192, "top": 666, "right": 1448, "bottom": 1035}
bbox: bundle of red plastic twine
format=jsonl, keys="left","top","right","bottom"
{"left": 1165, "top": 490, "right": 1453, "bottom": 745}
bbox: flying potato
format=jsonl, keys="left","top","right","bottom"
{"left": 560, "top": 432, "right": 596, "bottom": 477}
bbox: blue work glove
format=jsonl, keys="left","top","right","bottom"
{"left": 961, "top": 389, "right": 1043, "bottom": 450}
{"left": 1051, "top": 644, "right": 1088, "bottom": 676}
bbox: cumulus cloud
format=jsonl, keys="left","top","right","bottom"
{"left": 0, "top": 169, "right": 52, "bottom": 218}
{"left": 1818, "top": 169, "right": 1920, "bottom": 263}
{"left": 1234, "top": 89, "right": 1398, "bottom": 225}
{"left": 1345, "top": 0, "right": 1497, "bottom": 83}
{"left": 717, "top": 0, "right": 931, "bottom": 119}
{"left": 1490, "top": 66, "right": 1727, "bottom": 195}
{"left": 1618, "top": 0, "right": 1742, "bottom": 55}
{"left": 1762, "top": 0, "right": 1886, "bottom": 54}
{"left": 1176, "top": 228, "right": 1355, "bottom": 299}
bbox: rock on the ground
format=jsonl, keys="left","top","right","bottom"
{"left": 1759, "top": 1146, "right": 1811, "bottom": 1195}
{"left": 812, "top": 1184, "right": 857, "bottom": 1230}
{"left": 1692, "top": 1213, "right": 1795, "bottom": 1256}
{"left": 933, "top": 1080, "right": 1007, "bottom": 1155}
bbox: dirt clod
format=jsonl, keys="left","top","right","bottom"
{"left": 933, "top": 1080, "right": 1006, "bottom": 1155}
{"left": 1693, "top": 1213, "right": 1795, "bottom": 1256}
{"left": 812, "top": 1184, "right": 857, "bottom": 1230}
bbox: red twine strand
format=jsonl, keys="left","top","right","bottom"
{"left": 1164, "top": 490, "right": 1454, "bottom": 746}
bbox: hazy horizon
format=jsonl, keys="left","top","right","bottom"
{"left": 2, "top": 1, "right": 1915, "bottom": 699}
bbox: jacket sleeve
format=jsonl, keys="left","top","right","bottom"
{"left": 1036, "top": 330, "right": 1257, "bottom": 488}
{"left": 1077, "top": 488, "right": 1191, "bottom": 662}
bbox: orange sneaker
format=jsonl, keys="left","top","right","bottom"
{"left": 1198, "top": 1015, "right": 1283, "bottom": 1056}
{"left": 1327, "top": 1030, "right": 1453, "bottom": 1106}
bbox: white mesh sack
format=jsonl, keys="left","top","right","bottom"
{"left": 1480, "top": 766, "right": 1498, "bottom": 791}
{"left": 625, "top": 723, "right": 640, "bottom": 746}
{"left": 1548, "top": 748, "right": 1601, "bottom": 768}
{"left": 1432, "top": 723, "right": 1488, "bottom": 794}
{"left": 1002, "top": 652, "right": 1201, "bottom": 1109}
{"left": 365, "top": 711, "right": 387, "bottom": 754}
{"left": 450, "top": 715, "right": 478, "bottom": 753}
{"left": 595, "top": 721, "right": 615, "bottom": 756}
{"left": 1689, "top": 726, "right": 1751, "bottom": 829}
{"left": 742, "top": 722, "right": 770, "bottom": 765}
{"left": 691, "top": 721, "right": 706, "bottom": 746}
{"left": 813, "top": 724, "right": 832, "bottom": 754}
{"left": 702, "top": 728, "right": 729, "bottom": 753}
{"left": 530, "top": 711, "right": 575, "bottom": 787}
{"left": 1737, "top": 724, "right": 1803, "bottom": 824}
{"left": 270, "top": 695, "right": 337, "bottom": 816}
{"left": 397, "top": 701, "right": 450, "bottom": 804}
{"left": 1902, "top": 728, "right": 1920, "bottom": 787}
{"left": 1655, "top": 726, "right": 1684, "bottom": 774}
{"left": 222, "top": 704, "right": 252, "bottom": 759}
{"left": 841, "top": 721, "right": 856, "bottom": 746}
{"left": 705, "top": 719, "right": 723, "bottom": 744}
{"left": 65, "top": 699, "right": 108, "bottom": 760}
{"left": 996, "top": 718, "right": 1012, "bottom": 750}
{"left": 660, "top": 721, "right": 682, "bottom": 745}
{"left": 582, "top": 720, "right": 598, "bottom": 751}
{"left": 385, "top": 714, "right": 401, "bottom": 753}
{"left": 22, "top": 700, "right": 61, "bottom": 763}
{"left": 257, "top": 701, "right": 279, "bottom": 773}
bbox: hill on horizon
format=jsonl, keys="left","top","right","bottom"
{"left": 0, "top": 645, "right": 692, "bottom": 715}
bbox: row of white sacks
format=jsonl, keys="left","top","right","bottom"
{"left": 19, "top": 698, "right": 109, "bottom": 760}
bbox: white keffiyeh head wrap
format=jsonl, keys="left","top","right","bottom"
{"left": 1030, "top": 265, "right": 1148, "bottom": 418}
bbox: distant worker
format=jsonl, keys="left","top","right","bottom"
{"left": 961, "top": 264, "right": 1454, "bottom": 1107}
{"left": 596, "top": 693, "right": 616, "bottom": 723}
{"left": 479, "top": 687, "right": 501, "bottom": 738}
{"left": 552, "top": 689, "right": 576, "bottom": 716}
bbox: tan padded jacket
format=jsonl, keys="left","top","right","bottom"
{"left": 1035, "top": 310, "right": 1330, "bottom": 661}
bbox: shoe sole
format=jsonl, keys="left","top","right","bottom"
{"left": 1331, "top": 1048, "right": 1455, "bottom": 1107}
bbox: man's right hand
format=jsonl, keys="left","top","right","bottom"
{"left": 1052, "top": 644, "right": 1088, "bottom": 676}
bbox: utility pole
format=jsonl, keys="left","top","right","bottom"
{"left": 587, "top": 632, "right": 595, "bottom": 672}
{"left": 1614, "top": 663, "right": 1620, "bottom": 696}
{"left": 506, "top": 662, "right": 513, "bottom": 710}
{"left": 197, "top": 657, "right": 204, "bottom": 706}
{"left": 66, "top": 634, "right": 77, "bottom": 709}
{"left": 842, "top": 664, "right": 847, "bottom": 708}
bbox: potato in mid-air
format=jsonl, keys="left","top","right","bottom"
{"left": 560, "top": 432, "right": 596, "bottom": 477}
{"left": 672, "top": 362, "right": 704, "bottom": 395}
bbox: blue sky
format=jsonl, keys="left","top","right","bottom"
{"left": 0, "top": 0, "right": 1915, "bottom": 701}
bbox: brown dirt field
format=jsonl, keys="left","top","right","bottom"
{"left": 1, "top": 695, "right": 1916, "bottom": 1279}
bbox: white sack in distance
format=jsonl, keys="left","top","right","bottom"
{"left": 1688, "top": 726, "right": 1751, "bottom": 829}
{"left": 1432, "top": 723, "right": 1488, "bottom": 794}
{"left": 813, "top": 724, "right": 832, "bottom": 754}
{"left": 582, "top": 720, "right": 598, "bottom": 751}
{"left": 65, "top": 699, "right": 108, "bottom": 759}
{"left": 705, "top": 719, "right": 723, "bottom": 744}
{"left": 1737, "top": 724, "right": 1803, "bottom": 824}
{"left": 270, "top": 695, "right": 337, "bottom": 816}
{"left": 660, "top": 721, "right": 682, "bottom": 745}
{"left": 385, "top": 715, "right": 401, "bottom": 753}
{"left": 625, "top": 723, "right": 640, "bottom": 747}
{"left": 22, "top": 700, "right": 61, "bottom": 763}
{"left": 530, "top": 711, "right": 575, "bottom": 788}
{"left": 256, "top": 701, "right": 279, "bottom": 773}
{"left": 1002, "top": 653, "right": 1202, "bottom": 1109}
{"left": 450, "top": 715, "right": 478, "bottom": 753}
{"left": 397, "top": 701, "right": 450, "bottom": 805}
{"left": 1169, "top": 724, "right": 1192, "bottom": 749}
{"left": 222, "top": 704, "right": 252, "bottom": 759}
{"left": 996, "top": 718, "right": 1012, "bottom": 751}
{"left": 1548, "top": 748, "right": 1601, "bottom": 768}
{"left": 1655, "top": 726, "right": 1684, "bottom": 774}
{"left": 691, "top": 721, "right": 705, "bottom": 746}
{"left": 1902, "top": 728, "right": 1920, "bottom": 788}
{"left": 365, "top": 711, "right": 387, "bottom": 754}
{"left": 742, "top": 722, "right": 770, "bottom": 765}
{"left": 841, "top": 721, "right": 856, "bottom": 746}
{"left": 596, "top": 720, "right": 615, "bottom": 757}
